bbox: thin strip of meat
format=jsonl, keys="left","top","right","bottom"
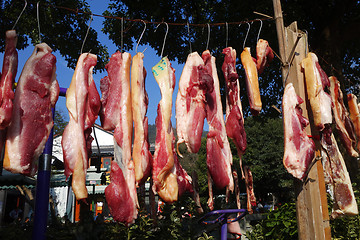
{"left": 321, "top": 134, "right": 359, "bottom": 218}
{"left": 100, "top": 51, "right": 138, "bottom": 224}
{"left": 4, "top": 43, "right": 59, "bottom": 176}
{"left": 176, "top": 52, "right": 208, "bottom": 154}
{"left": 256, "top": 39, "right": 274, "bottom": 75}
{"left": 282, "top": 83, "right": 315, "bottom": 180}
{"left": 329, "top": 76, "right": 358, "bottom": 157}
{"left": 202, "top": 50, "right": 234, "bottom": 192}
{"left": 241, "top": 47, "right": 261, "bottom": 116}
{"left": 301, "top": 52, "right": 332, "bottom": 131}
{"left": 244, "top": 166, "right": 256, "bottom": 214}
{"left": 152, "top": 57, "right": 179, "bottom": 203}
{"left": 0, "top": 30, "right": 18, "bottom": 129}
{"left": 131, "top": 52, "right": 152, "bottom": 185}
{"left": 222, "top": 47, "right": 246, "bottom": 178}
{"left": 348, "top": 93, "right": 360, "bottom": 153}
{"left": 62, "top": 53, "right": 100, "bottom": 200}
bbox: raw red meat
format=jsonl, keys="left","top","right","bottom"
{"left": 256, "top": 39, "right": 274, "bottom": 74}
{"left": 131, "top": 52, "right": 152, "bottom": 185}
{"left": 244, "top": 166, "right": 256, "bottom": 213}
{"left": 329, "top": 76, "right": 358, "bottom": 157}
{"left": 176, "top": 52, "right": 210, "bottom": 154}
{"left": 4, "top": 43, "right": 59, "bottom": 176}
{"left": 241, "top": 47, "right": 261, "bottom": 116}
{"left": 0, "top": 30, "right": 17, "bottom": 129}
{"left": 222, "top": 47, "right": 246, "bottom": 178}
{"left": 348, "top": 93, "right": 360, "bottom": 153}
{"left": 282, "top": 83, "right": 315, "bottom": 180}
{"left": 100, "top": 51, "right": 138, "bottom": 224}
{"left": 62, "top": 53, "right": 100, "bottom": 200}
{"left": 202, "top": 50, "right": 234, "bottom": 191}
{"left": 321, "top": 134, "right": 358, "bottom": 218}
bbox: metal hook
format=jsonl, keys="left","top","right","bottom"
{"left": 12, "top": 0, "right": 27, "bottom": 30}
{"left": 36, "top": 2, "right": 41, "bottom": 43}
{"left": 81, "top": 14, "right": 93, "bottom": 54}
{"left": 303, "top": 29, "right": 309, "bottom": 55}
{"left": 120, "top": 17, "right": 124, "bottom": 53}
{"left": 206, "top": 23, "right": 210, "bottom": 50}
{"left": 154, "top": 22, "right": 169, "bottom": 58}
{"left": 136, "top": 20, "right": 146, "bottom": 53}
{"left": 187, "top": 22, "right": 192, "bottom": 53}
{"left": 256, "top": 19, "right": 263, "bottom": 43}
{"left": 241, "top": 22, "right": 251, "bottom": 49}
{"left": 225, "top": 22, "right": 228, "bottom": 48}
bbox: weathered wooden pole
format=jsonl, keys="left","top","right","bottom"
{"left": 272, "top": 1, "right": 331, "bottom": 239}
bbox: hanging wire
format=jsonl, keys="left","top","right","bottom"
{"left": 154, "top": 22, "right": 169, "bottom": 58}
{"left": 81, "top": 14, "right": 93, "bottom": 54}
{"left": 206, "top": 23, "right": 210, "bottom": 50}
{"left": 135, "top": 20, "right": 146, "bottom": 53}
{"left": 36, "top": 2, "right": 41, "bottom": 43}
{"left": 225, "top": 22, "right": 228, "bottom": 48}
{"left": 12, "top": 0, "right": 27, "bottom": 30}
{"left": 120, "top": 17, "right": 124, "bottom": 53}
{"left": 242, "top": 22, "right": 251, "bottom": 49}
{"left": 256, "top": 19, "right": 263, "bottom": 43}
{"left": 187, "top": 22, "right": 192, "bottom": 53}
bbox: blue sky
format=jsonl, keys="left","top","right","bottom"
{"left": 0, "top": 1, "right": 212, "bottom": 130}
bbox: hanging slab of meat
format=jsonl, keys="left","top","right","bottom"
{"left": 222, "top": 47, "right": 246, "bottom": 178}
{"left": 301, "top": 52, "right": 332, "bottom": 131}
{"left": 131, "top": 52, "right": 152, "bottom": 185}
{"left": 152, "top": 57, "right": 179, "bottom": 203}
{"left": 62, "top": 53, "right": 100, "bottom": 200}
{"left": 202, "top": 50, "right": 234, "bottom": 192}
{"left": 282, "top": 83, "right": 315, "bottom": 180}
{"left": 329, "top": 76, "right": 358, "bottom": 157}
{"left": 176, "top": 52, "right": 209, "bottom": 154}
{"left": 321, "top": 134, "right": 358, "bottom": 218}
{"left": 244, "top": 166, "right": 256, "bottom": 213}
{"left": 4, "top": 43, "right": 59, "bottom": 176}
{"left": 241, "top": 47, "right": 261, "bottom": 116}
{"left": 348, "top": 93, "right": 360, "bottom": 153}
{"left": 256, "top": 39, "right": 274, "bottom": 75}
{"left": 174, "top": 144, "right": 193, "bottom": 198}
{"left": 0, "top": 30, "right": 18, "bottom": 129}
{"left": 100, "top": 51, "right": 138, "bottom": 224}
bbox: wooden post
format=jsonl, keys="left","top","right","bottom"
{"left": 273, "top": 1, "right": 331, "bottom": 239}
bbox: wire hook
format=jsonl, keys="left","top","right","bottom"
{"left": 256, "top": 19, "right": 263, "bottom": 43}
{"left": 36, "top": 1, "right": 41, "bottom": 43}
{"left": 136, "top": 20, "right": 146, "bottom": 53}
{"left": 81, "top": 14, "right": 93, "bottom": 54}
{"left": 241, "top": 22, "right": 251, "bottom": 49}
{"left": 12, "top": 0, "right": 27, "bottom": 30}
{"left": 225, "top": 22, "right": 228, "bottom": 48}
{"left": 206, "top": 23, "right": 210, "bottom": 50}
{"left": 154, "top": 22, "right": 169, "bottom": 58}
{"left": 187, "top": 22, "right": 192, "bottom": 53}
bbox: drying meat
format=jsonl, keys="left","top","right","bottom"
{"left": 0, "top": 30, "right": 18, "bottom": 129}
{"left": 176, "top": 52, "right": 209, "bottom": 154}
{"left": 4, "top": 43, "right": 59, "bottom": 176}
{"left": 256, "top": 39, "right": 274, "bottom": 74}
{"left": 244, "top": 166, "right": 256, "bottom": 213}
{"left": 348, "top": 93, "right": 360, "bottom": 153}
{"left": 100, "top": 51, "right": 138, "bottom": 224}
{"left": 174, "top": 145, "right": 193, "bottom": 198}
{"left": 222, "top": 47, "right": 246, "bottom": 177}
{"left": 241, "top": 47, "right": 261, "bottom": 116}
{"left": 282, "top": 83, "right": 315, "bottom": 180}
{"left": 301, "top": 52, "right": 332, "bottom": 131}
{"left": 203, "top": 50, "right": 234, "bottom": 192}
{"left": 152, "top": 57, "right": 179, "bottom": 203}
{"left": 329, "top": 76, "right": 358, "bottom": 157}
{"left": 131, "top": 52, "right": 152, "bottom": 185}
{"left": 321, "top": 134, "right": 358, "bottom": 218}
{"left": 62, "top": 53, "right": 100, "bottom": 200}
